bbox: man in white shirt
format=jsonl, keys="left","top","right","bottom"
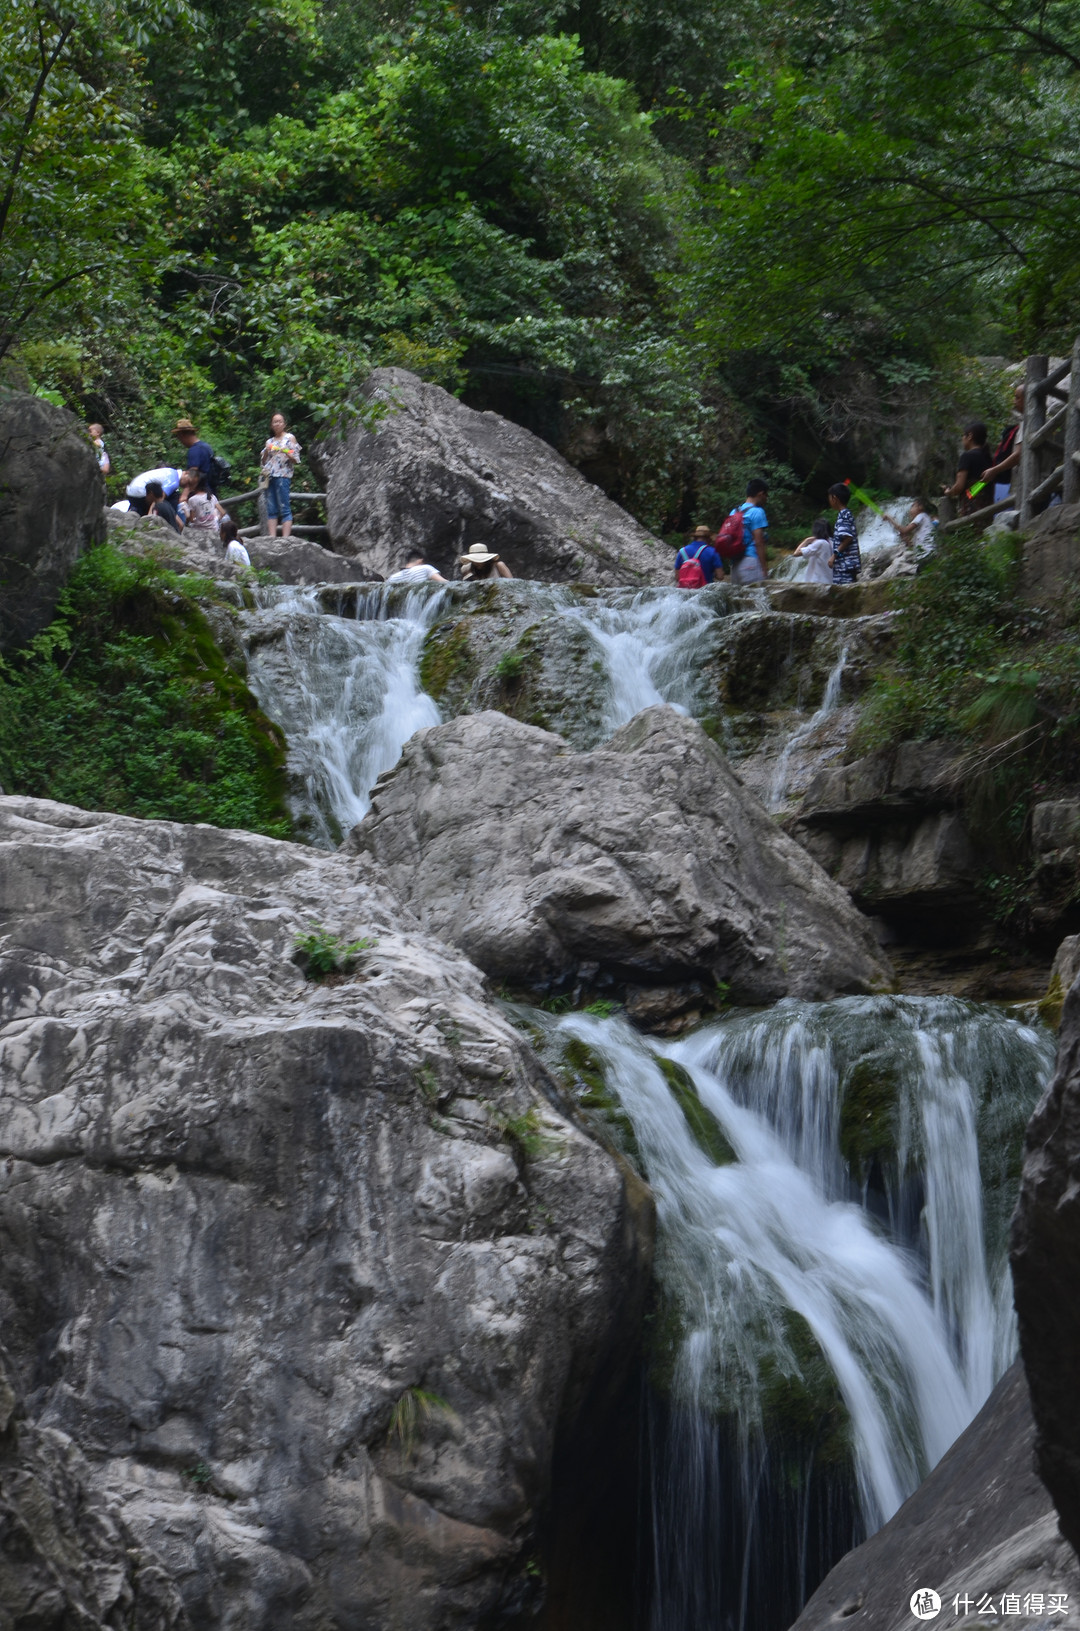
{"left": 386, "top": 551, "right": 446, "bottom": 584}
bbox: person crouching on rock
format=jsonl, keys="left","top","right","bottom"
{"left": 386, "top": 551, "right": 447, "bottom": 585}
{"left": 793, "top": 517, "right": 834, "bottom": 583}
{"left": 459, "top": 542, "right": 512, "bottom": 580}
{"left": 219, "top": 518, "right": 252, "bottom": 573}
{"left": 145, "top": 480, "right": 183, "bottom": 533}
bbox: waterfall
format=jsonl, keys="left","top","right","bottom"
{"left": 562, "top": 589, "right": 723, "bottom": 733}
{"left": 540, "top": 996, "right": 1053, "bottom": 1631}
{"left": 768, "top": 643, "right": 849, "bottom": 810}
{"left": 240, "top": 584, "right": 446, "bottom": 845}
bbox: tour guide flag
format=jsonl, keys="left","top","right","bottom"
{"left": 844, "top": 478, "right": 886, "bottom": 519}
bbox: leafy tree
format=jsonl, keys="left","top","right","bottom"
{"left": 0, "top": 0, "right": 168, "bottom": 361}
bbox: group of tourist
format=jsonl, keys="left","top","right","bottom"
{"left": 674, "top": 478, "right": 868, "bottom": 589}
{"left": 385, "top": 542, "right": 515, "bottom": 584}
{"left": 97, "top": 411, "right": 302, "bottom": 572}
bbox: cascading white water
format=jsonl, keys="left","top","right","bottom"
{"left": 240, "top": 584, "right": 446, "bottom": 845}
{"left": 542, "top": 996, "right": 1053, "bottom": 1630}
{"left": 562, "top": 590, "right": 722, "bottom": 733}
{"left": 768, "top": 643, "right": 849, "bottom": 810}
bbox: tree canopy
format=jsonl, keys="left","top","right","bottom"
{"left": 3, "top": 0, "right": 1077, "bottom": 526}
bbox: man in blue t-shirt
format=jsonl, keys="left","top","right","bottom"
{"left": 173, "top": 418, "right": 216, "bottom": 489}
{"left": 674, "top": 524, "right": 724, "bottom": 585}
{"left": 734, "top": 479, "right": 769, "bottom": 584}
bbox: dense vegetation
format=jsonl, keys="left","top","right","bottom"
{"left": 3, "top": 0, "right": 1078, "bottom": 529}
{"left": 0, "top": 544, "right": 291, "bottom": 833}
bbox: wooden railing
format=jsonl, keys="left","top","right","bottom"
{"left": 940, "top": 337, "right": 1079, "bottom": 534}
{"left": 220, "top": 487, "right": 329, "bottom": 540}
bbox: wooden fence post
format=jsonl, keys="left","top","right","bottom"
{"left": 1064, "top": 336, "right": 1080, "bottom": 509}
{"left": 1020, "top": 354, "right": 1048, "bottom": 525}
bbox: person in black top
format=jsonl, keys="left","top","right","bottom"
{"left": 942, "top": 422, "right": 993, "bottom": 516}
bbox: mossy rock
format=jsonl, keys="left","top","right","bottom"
{"left": 657, "top": 1056, "right": 736, "bottom": 1166}
{"left": 419, "top": 620, "right": 476, "bottom": 700}
{"left": 756, "top": 1311, "right": 853, "bottom": 1471}
{"left": 559, "top": 1037, "right": 643, "bottom": 1170}
{"left": 838, "top": 1054, "right": 902, "bottom": 1182}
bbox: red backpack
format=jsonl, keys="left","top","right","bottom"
{"left": 715, "top": 505, "right": 748, "bottom": 561}
{"left": 677, "top": 544, "right": 709, "bottom": 588}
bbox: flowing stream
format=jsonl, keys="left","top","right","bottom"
{"left": 539, "top": 997, "right": 1053, "bottom": 1631}
{"left": 236, "top": 575, "right": 1054, "bottom": 1628}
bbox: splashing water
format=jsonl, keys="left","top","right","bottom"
{"left": 241, "top": 584, "right": 446, "bottom": 845}
{"left": 542, "top": 996, "right": 1053, "bottom": 1630}
{"left": 561, "top": 588, "right": 723, "bottom": 733}
{"left": 768, "top": 643, "right": 849, "bottom": 810}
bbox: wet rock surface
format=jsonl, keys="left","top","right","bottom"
{"left": 0, "top": 796, "right": 651, "bottom": 1630}
{"left": 315, "top": 369, "right": 669, "bottom": 586}
{"left": 0, "top": 393, "right": 104, "bottom": 651}
{"left": 348, "top": 705, "right": 892, "bottom": 1003}
{"left": 1012, "top": 961, "right": 1080, "bottom": 1558}
{"left": 789, "top": 1363, "right": 1079, "bottom": 1631}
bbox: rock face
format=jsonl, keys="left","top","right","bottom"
{"left": 0, "top": 796, "right": 651, "bottom": 1630}
{"left": 790, "top": 1363, "right": 1080, "bottom": 1631}
{"left": 348, "top": 706, "right": 892, "bottom": 1003}
{"left": 1012, "top": 962, "right": 1080, "bottom": 1558}
{"left": 0, "top": 393, "right": 104, "bottom": 651}
{"left": 0, "top": 1343, "right": 189, "bottom": 1629}
{"left": 315, "top": 369, "right": 668, "bottom": 586}
{"left": 107, "top": 509, "right": 370, "bottom": 586}
{"left": 794, "top": 743, "right": 983, "bottom": 940}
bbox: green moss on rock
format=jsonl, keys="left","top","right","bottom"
{"left": 839, "top": 1055, "right": 901, "bottom": 1181}
{"left": 419, "top": 620, "right": 475, "bottom": 699}
{"left": 657, "top": 1056, "right": 736, "bottom": 1166}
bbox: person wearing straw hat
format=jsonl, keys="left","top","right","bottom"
{"left": 459, "top": 541, "right": 512, "bottom": 580}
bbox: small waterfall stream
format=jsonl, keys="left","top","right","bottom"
{"left": 538, "top": 997, "right": 1054, "bottom": 1631}
{"left": 241, "top": 584, "right": 447, "bottom": 843}
{"left": 561, "top": 591, "right": 721, "bottom": 732}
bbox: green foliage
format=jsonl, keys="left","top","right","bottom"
{"left": 494, "top": 1106, "right": 556, "bottom": 1161}
{"left": 0, "top": 544, "right": 291, "bottom": 833}
{"left": 582, "top": 998, "right": 620, "bottom": 1017}
{"left": 492, "top": 649, "right": 527, "bottom": 683}
{"left": 293, "top": 924, "right": 375, "bottom": 978}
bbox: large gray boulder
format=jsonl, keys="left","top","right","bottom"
{"left": 0, "top": 1343, "right": 189, "bottom": 1629}
{"left": 0, "top": 393, "right": 104, "bottom": 650}
{"left": 789, "top": 1363, "right": 1079, "bottom": 1631}
{"left": 316, "top": 369, "right": 668, "bottom": 586}
{"left": 0, "top": 795, "right": 651, "bottom": 1630}
{"left": 1012, "top": 961, "right": 1080, "bottom": 1556}
{"left": 347, "top": 706, "right": 892, "bottom": 1003}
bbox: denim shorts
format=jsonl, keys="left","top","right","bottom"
{"left": 265, "top": 475, "right": 292, "bottom": 521}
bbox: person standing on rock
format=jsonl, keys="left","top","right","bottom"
{"left": 674, "top": 525, "right": 724, "bottom": 587}
{"left": 459, "top": 542, "right": 512, "bottom": 580}
{"left": 259, "top": 413, "right": 301, "bottom": 539}
{"left": 942, "top": 421, "right": 993, "bottom": 518}
{"left": 828, "top": 484, "right": 862, "bottom": 583}
{"left": 731, "top": 479, "right": 769, "bottom": 584}
{"left": 983, "top": 384, "right": 1026, "bottom": 504}
{"left": 387, "top": 551, "right": 446, "bottom": 584}
{"left": 172, "top": 419, "right": 217, "bottom": 491}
